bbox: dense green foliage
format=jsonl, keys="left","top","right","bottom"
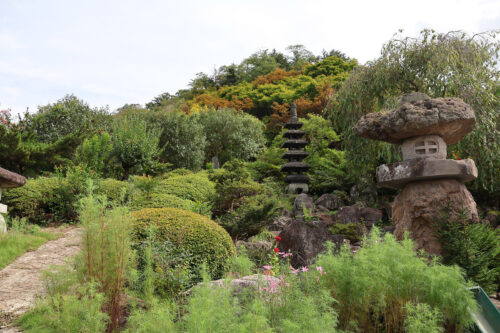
{"left": 130, "top": 192, "right": 194, "bottom": 211}
{"left": 315, "top": 228, "right": 477, "bottom": 332}
{"left": 154, "top": 172, "right": 215, "bottom": 203}
{"left": 151, "top": 110, "right": 206, "bottom": 170}
{"left": 195, "top": 108, "right": 266, "bottom": 165}
{"left": 111, "top": 114, "right": 162, "bottom": 179}
{"left": 132, "top": 208, "right": 236, "bottom": 279}
{"left": 301, "top": 115, "right": 346, "bottom": 194}
{"left": 26, "top": 95, "right": 110, "bottom": 144}
{"left": 3, "top": 177, "right": 60, "bottom": 225}
{"left": 209, "top": 159, "right": 283, "bottom": 238}
{"left": 436, "top": 207, "right": 500, "bottom": 294}
{"left": 404, "top": 303, "right": 444, "bottom": 333}
{"left": 75, "top": 132, "right": 113, "bottom": 176}
{"left": 95, "top": 178, "right": 132, "bottom": 205}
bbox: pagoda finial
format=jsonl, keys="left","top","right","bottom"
{"left": 290, "top": 103, "right": 298, "bottom": 123}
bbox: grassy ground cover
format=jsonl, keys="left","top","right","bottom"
{"left": 0, "top": 228, "right": 57, "bottom": 270}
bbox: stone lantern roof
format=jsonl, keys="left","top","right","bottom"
{"left": 354, "top": 96, "right": 475, "bottom": 145}
{"left": 0, "top": 167, "right": 26, "bottom": 188}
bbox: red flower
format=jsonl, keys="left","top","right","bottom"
{"left": 275, "top": 236, "right": 281, "bottom": 242}
{"left": 274, "top": 248, "right": 279, "bottom": 252}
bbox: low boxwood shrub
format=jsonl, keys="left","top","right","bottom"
{"left": 154, "top": 173, "right": 215, "bottom": 203}
{"left": 131, "top": 208, "right": 235, "bottom": 280}
{"left": 130, "top": 193, "right": 194, "bottom": 211}
{"left": 96, "top": 179, "right": 132, "bottom": 205}
{"left": 3, "top": 177, "right": 60, "bottom": 225}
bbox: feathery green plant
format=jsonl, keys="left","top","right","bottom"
{"left": 315, "top": 227, "right": 477, "bottom": 332}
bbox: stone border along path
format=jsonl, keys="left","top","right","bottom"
{"left": 0, "top": 226, "right": 82, "bottom": 331}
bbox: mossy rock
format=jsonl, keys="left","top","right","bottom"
{"left": 96, "top": 179, "right": 132, "bottom": 204}
{"left": 130, "top": 192, "right": 194, "bottom": 211}
{"left": 131, "top": 208, "right": 235, "bottom": 279}
{"left": 329, "top": 223, "right": 362, "bottom": 242}
{"left": 3, "top": 177, "right": 60, "bottom": 225}
{"left": 154, "top": 173, "right": 215, "bottom": 203}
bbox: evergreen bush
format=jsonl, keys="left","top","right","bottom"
{"left": 436, "top": 207, "right": 500, "bottom": 294}
{"left": 3, "top": 177, "right": 60, "bottom": 225}
{"left": 130, "top": 192, "right": 194, "bottom": 211}
{"left": 132, "top": 208, "right": 235, "bottom": 279}
{"left": 95, "top": 178, "right": 132, "bottom": 205}
{"left": 154, "top": 173, "right": 215, "bottom": 203}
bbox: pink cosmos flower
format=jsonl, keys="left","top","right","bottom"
{"left": 263, "top": 265, "right": 272, "bottom": 271}
{"left": 301, "top": 266, "right": 309, "bottom": 272}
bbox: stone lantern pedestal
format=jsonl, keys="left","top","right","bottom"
{"left": 355, "top": 93, "right": 478, "bottom": 255}
{"left": 0, "top": 167, "right": 27, "bottom": 233}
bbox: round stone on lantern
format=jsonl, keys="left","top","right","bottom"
{"left": 401, "top": 135, "right": 447, "bottom": 160}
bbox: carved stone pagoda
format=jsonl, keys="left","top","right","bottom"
{"left": 281, "top": 103, "right": 311, "bottom": 194}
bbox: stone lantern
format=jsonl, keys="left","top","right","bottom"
{"left": 281, "top": 103, "right": 311, "bottom": 194}
{"left": 0, "top": 167, "right": 26, "bottom": 233}
{"left": 355, "top": 93, "right": 479, "bottom": 254}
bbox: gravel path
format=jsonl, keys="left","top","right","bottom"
{"left": 0, "top": 227, "right": 81, "bottom": 329}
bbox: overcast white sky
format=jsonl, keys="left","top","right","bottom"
{"left": 1, "top": 0, "right": 499, "bottom": 115}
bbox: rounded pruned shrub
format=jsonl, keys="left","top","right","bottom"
{"left": 3, "top": 177, "right": 60, "bottom": 225}
{"left": 96, "top": 179, "right": 132, "bottom": 205}
{"left": 154, "top": 173, "right": 215, "bottom": 203}
{"left": 130, "top": 193, "right": 194, "bottom": 211}
{"left": 132, "top": 208, "right": 235, "bottom": 279}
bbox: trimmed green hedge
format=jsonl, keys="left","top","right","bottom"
{"left": 130, "top": 193, "right": 194, "bottom": 211}
{"left": 3, "top": 177, "right": 60, "bottom": 225}
{"left": 154, "top": 173, "right": 215, "bottom": 203}
{"left": 132, "top": 208, "right": 235, "bottom": 279}
{"left": 96, "top": 179, "right": 132, "bottom": 204}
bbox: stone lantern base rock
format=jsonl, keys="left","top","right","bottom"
{"left": 392, "top": 179, "right": 478, "bottom": 255}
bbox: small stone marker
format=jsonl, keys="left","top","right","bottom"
{"left": 0, "top": 167, "right": 27, "bottom": 233}
{"left": 355, "top": 93, "right": 479, "bottom": 254}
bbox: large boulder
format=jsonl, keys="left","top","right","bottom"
{"left": 279, "top": 219, "right": 344, "bottom": 266}
{"left": 483, "top": 211, "right": 499, "bottom": 228}
{"left": 188, "top": 274, "right": 280, "bottom": 296}
{"left": 235, "top": 240, "right": 273, "bottom": 265}
{"left": 315, "top": 194, "right": 343, "bottom": 211}
{"left": 392, "top": 179, "right": 478, "bottom": 255}
{"left": 359, "top": 207, "right": 383, "bottom": 228}
{"left": 354, "top": 97, "right": 475, "bottom": 145}
{"left": 337, "top": 206, "right": 360, "bottom": 224}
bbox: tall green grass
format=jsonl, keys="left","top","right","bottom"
{"left": 19, "top": 282, "right": 108, "bottom": 333}
{"left": 0, "top": 219, "right": 56, "bottom": 270}
{"left": 76, "top": 187, "right": 135, "bottom": 332}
